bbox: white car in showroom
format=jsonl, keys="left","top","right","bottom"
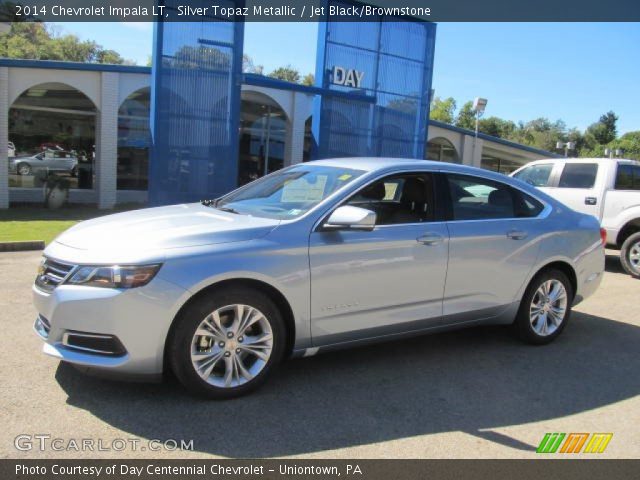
{"left": 512, "top": 158, "right": 640, "bottom": 278}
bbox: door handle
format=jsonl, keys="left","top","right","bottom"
{"left": 585, "top": 196, "right": 597, "bottom": 205}
{"left": 507, "top": 229, "right": 528, "bottom": 240}
{"left": 417, "top": 233, "right": 444, "bottom": 245}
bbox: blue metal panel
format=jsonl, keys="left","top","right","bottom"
{"left": 313, "top": 0, "right": 436, "bottom": 160}
{"left": 149, "top": 1, "right": 244, "bottom": 205}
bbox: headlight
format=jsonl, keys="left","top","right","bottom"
{"left": 66, "top": 264, "right": 162, "bottom": 289}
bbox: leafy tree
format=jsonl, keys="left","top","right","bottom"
{"left": 0, "top": 22, "right": 131, "bottom": 64}
{"left": 301, "top": 73, "right": 315, "bottom": 86}
{"left": 455, "top": 101, "right": 476, "bottom": 130}
{"left": 268, "top": 65, "right": 300, "bottom": 84}
{"left": 587, "top": 111, "right": 618, "bottom": 146}
{"left": 429, "top": 96, "right": 456, "bottom": 124}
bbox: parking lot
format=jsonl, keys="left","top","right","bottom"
{"left": 1, "top": 250, "right": 639, "bottom": 459}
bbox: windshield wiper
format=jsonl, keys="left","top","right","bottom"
{"left": 216, "top": 206, "right": 242, "bottom": 215}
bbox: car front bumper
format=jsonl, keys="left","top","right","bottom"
{"left": 32, "top": 278, "right": 189, "bottom": 378}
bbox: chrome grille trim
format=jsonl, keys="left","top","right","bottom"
{"left": 35, "top": 258, "right": 76, "bottom": 292}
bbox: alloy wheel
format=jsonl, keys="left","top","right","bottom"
{"left": 190, "top": 304, "right": 273, "bottom": 388}
{"left": 529, "top": 279, "right": 568, "bottom": 336}
{"left": 628, "top": 240, "right": 640, "bottom": 273}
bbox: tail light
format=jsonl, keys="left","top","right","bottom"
{"left": 600, "top": 228, "right": 607, "bottom": 246}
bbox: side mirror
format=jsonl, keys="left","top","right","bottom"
{"left": 323, "top": 206, "right": 376, "bottom": 231}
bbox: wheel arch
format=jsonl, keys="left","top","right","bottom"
{"left": 616, "top": 217, "right": 640, "bottom": 247}
{"left": 528, "top": 260, "right": 578, "bottom": 301}
{"left": 163, "top": 277, "right": 297, "bottom": 374}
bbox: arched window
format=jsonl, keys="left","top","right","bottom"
{"left": 117, "top": 88, "right": 150, "bottom": 190}
{"left": 239, "top": 92, "right": 288, "bottom": 185}
{"left": 8, "top": 82, "right": 96, "bottom": 189}
{"left": 426, "top": 137, "right": 459, "bottom": 163}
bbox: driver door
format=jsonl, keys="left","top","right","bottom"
{"left": 309, "top": 172, "right": 449, "bottom": 345}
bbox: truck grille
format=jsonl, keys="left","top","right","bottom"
{"left": 35, "top": 258, "right": 75, "bottom": 292}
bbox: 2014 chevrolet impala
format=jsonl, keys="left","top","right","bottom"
{"left": 33, "top": 158, "right": 605, "bottom": 398}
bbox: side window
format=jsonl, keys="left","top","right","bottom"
{"left": 615, "top": 164, "right": 640, "bottom": 191}
{"left": 346, "top": 173, "right": 435, "bottom": 225}
{"left": 558, "top": 163, "right": 598, "bottom": 189}
{"left": 446, "top": 174, "right": 541, "bottom": 220}
{"left": 513, "top": 163, "right": 554, "bottom": 187}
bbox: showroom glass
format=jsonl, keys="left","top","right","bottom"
{"left": 615, "top": 164, "right": 640, "bottom": 190}
{"left": 117, "top": 88, "right": 150, "bottom": 191}
{"left": 346, "top": 173, "right": 435, "bottom": 225}
{"left": 558, "top": 163, "right": 599, "bottom": 189}
{"left": 8, "top": 82, "right": 96, "bottom": 190}
{"left": 513, "top": 163, "right": 554, "bottom": 187}
{"left": 215, "top": 165, "right": 366, "bottom": 219}
{"left": 447, "top": 174, "right": 543, "bottom": 220}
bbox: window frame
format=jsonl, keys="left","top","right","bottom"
{"left": 556, "top": 162, "right": 599, "bottom": 189}
{"left": 317, "top": 170, "right": 447, "bottom": 230}
{"left": 615, "top": 163, "right": 640, "bottom": 191}
{"left": 442, "top": 172, "right": 549, "bottom": 223}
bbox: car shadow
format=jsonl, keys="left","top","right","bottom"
{"left": 55, "top": 311, "right": 640, "bottom": 457}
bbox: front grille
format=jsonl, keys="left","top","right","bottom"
{"left": 35, "top": 258, "right": 76, "bottom": 292}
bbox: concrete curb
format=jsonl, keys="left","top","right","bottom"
{"left": 0, "top": 241, "right": 45, "bottom": 252}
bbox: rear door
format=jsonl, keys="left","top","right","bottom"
{"left": 549, "top": 162, "right": 604, "bottom": 219}
{"left": 442, "top": 173, "right": 548, "bottom": 321}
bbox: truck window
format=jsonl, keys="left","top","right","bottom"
{"left": 513, "top": 164, "right": 553, "bottom": 187}
{"left": 558, "top": 163, "right": 598, "bottom": 189}
{"left": 615, "top": 164, "right": 640, "bottom": 191}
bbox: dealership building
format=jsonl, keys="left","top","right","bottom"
{"left": 0, "top": 3, "right": 558, "bottom": 209}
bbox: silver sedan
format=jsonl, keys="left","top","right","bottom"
{"left": 33, "top": 158, "right": 605, "bottom": 398}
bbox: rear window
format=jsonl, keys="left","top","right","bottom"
{"left": 558, "top": 163, "right": 598, "bottom": 189}
{"left": 615, "top": 164, "right": 640, "bottom": 190}
{"left": 513, "top": 163, "right": 554, "bottom": 187}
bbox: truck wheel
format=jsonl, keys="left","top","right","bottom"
{"left": 168, "top": 286, "right": 286, "bottom": 399}
{"left": 620, "top": 231, "right": 640, "bottom": 279}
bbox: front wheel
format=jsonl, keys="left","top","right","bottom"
{"left": 168, "top": 286, "right": 286, "bottom": 399}
{"left": 620, "top": 232, "right": 640, "bottom": 279}
{"left": 17, "top": 162, "right": 32, "bottom": 176}
{"left": 513, "top": 269, "right": 573, "bottom": 345}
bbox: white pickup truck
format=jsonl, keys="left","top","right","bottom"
{"left": 511, "top": 158, "right": 640, "bottom": 278}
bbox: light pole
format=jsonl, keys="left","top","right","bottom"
{"left": 556, "top": 141, "right": 576, "bottom": 158}
{"left": 472, "top": 97, "right": 487, "bottom": 166}
{"left": 604, "top": 148, "right": 624, "bottom": 159}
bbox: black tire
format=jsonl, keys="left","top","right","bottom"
{"left": 70, "top": 166, "right": 78, "bottom": 177}
{"left": 620, "top": 231, "right": 640, "bottom": 279}
{"left": 513, "top": 268, "right": 574, "bottom": 345}
{"left": 17, "top": 162, "right": 31, "bottom": 176}
{"left": 168, "top": 286, "right": 286, "bottom": 399}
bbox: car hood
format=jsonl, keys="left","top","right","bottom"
{"left": 53, "top": 203, "right": 280, "bottom": 256}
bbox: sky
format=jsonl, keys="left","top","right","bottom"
{"left": 51, "top": 21, "right": 640, "bottom": 135}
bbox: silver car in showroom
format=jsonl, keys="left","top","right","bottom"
{"left": 33, "top": 158, "right": 605, "bottom": 398}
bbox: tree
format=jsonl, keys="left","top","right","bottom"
{"left": 0, "top": 22, "right": 131, "bottom": 64}
{"left": 455, "top": 101, "right": 476, "bottom": 130}
{"left": 301, "top": 73, "right": 315, "bottom": 86}
{"left": 242, "top": 54, "right": 263, "bottom": 75}
{"left": 429, "top": 96, "right": 456, "bottom": 124}
{"left": 268, "top": 65, "right": 300, "bottom": 83}
{"left": 587, "top": 111, "right": 618, "bottom": 146}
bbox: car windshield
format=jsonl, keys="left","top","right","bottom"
{"left": 213, "top": 165, "right": 366, "bottom": 219}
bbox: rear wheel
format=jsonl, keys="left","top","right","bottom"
{"left": 620, "top": 232, "right": 640, "bottom": 279}
{"left": 168, "top": 286, "right": 286, "bottom": 399}
{"left": 513, "top": 269, "right": 573, "bottom": 344}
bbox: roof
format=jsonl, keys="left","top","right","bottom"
{"left": 0, "top": 58, "right": 151, "bottom": 74}
{"left": 429, "top": 119, "right": 561, "bottom": 158}
{"left": 522, "top": 157, "right": 640, "bottom": 165}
